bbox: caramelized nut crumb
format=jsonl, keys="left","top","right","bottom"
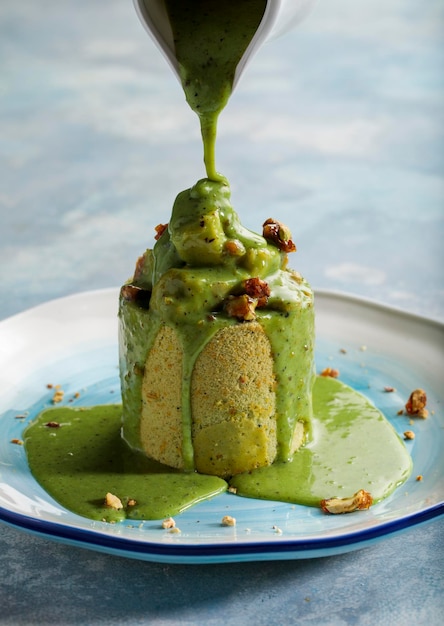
{"left": 262, "top": 218, "right": 296, "bottom": 253}
{"left": 223, "top": 239, "right": 245, "bottom": 256}
{"left": 416, "top": 475, "right": 423, "bottom": 482}
{"left": 11, "top": 438, "right": 24, "bottom": 445}
{"left": 384, "top": 386, "right": 396, "bottom": 393}
{"left": 225, "top": 294, "right": 257, "bottom": 321}
{"left": 154, "top": 223, "right": 168, "bottom": 240}
{"left": 133, "top": 253, "right": 146, "bottom": 282}
{"left": 51, "top": 389, "right": 64, "bottom": 404}
{"left": 243, "top": 277, "right": 270, "bottom": 307}
{"left": 320, "top": 367, "right": 339, "bottom": 378}
{"left": 161, "top": 517, "right": 176, "bottom": 529}
{"left": 403, "top": 430, "right": 415, "bottom": 440}
{"left": 221, "top": 515, "right": 236, "bottom": 527}
{"left": 120, "top": 284, "right": 151, "bottom": 308}
{"left": 405, "top": 389, "right": 428, "bottom": 418}
{"left": 104, "top": 492, "right": 123, "bottom": 510}
{"left": 320, "top": 489, "right": 373, "bottom": 514}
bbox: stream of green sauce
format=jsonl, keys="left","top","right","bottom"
{"left": 164, "top": 0, "right": 267, "bottom": 180}
{"left": 24, "top": 0, "right": 412, "bottom": 521}
{"left": 24, "top": 377, "right": 411, "bottom": 521}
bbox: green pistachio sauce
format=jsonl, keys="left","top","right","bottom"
{"left": 231, "top": 376, "right": 412, "bottom": 505}
{"left": 164, "top": 0, "right": 267, "bottom": 180}
{"left": 24, "top": 0, "right": 412, "bottom": 521}
{"left": 24, "top": 377, "right": 411, "bottom": 521}
{"left": 25, "top": 405, "right": 227, "bottom": 523}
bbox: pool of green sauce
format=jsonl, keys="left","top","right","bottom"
{"left": 24, "top": 376, "right": 411, "bottom": 521}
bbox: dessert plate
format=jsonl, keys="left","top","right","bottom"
{"left": 0, "top": 288, "right": 442, "bottom": 564}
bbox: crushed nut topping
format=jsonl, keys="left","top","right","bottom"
{"left": 51, "top": 388, "right": 64, "bottom": 404}
{"left": 127, "top": 499, "right": 137, "bottom": 507}
{"left": 104, "top": 492, "right": 123, "bottom": 510}
{"left": 121, "top": 284, "right": 139, "bottom": 301}
{"left": 244, "top": 277, "right": 270, "bottom": 307}
{"left": 225, "top": 294, "right": 257, "bottom": 321}
{"left": 133, "top": 253, "right": 146, "bottom": 282}
{"left": 121, "top": 284, "right": 146, "bottom": 302}
{"left": 221, "top": 515, "right": 236, "bottom": 527}
{"left": 405, "top": 389, "right": 428, "bottom": 418}
{"left": 228, "top": 486, "right": 238, "bottom": 494}
{"left": 403, "top": 430, "right": 415, "bottom": 440}
{"left": 161, "top": 517, "right": 176, "bottom": 529}
{"left": 320, "top": 489, "right": 373, "bottom": 514}
{"left": 320, "top": 367, "right": 339, "bottom": 378}
{"left": 384, "top": 386, "right": 396, "bottom": 393}
{"left": 263, "top": 218, "right": 296, "bottom": 253}
{"left": 154, "top": 223, "right": 168, "bottom": 240}
{"left": 45, "top": 421, "right": 60, "bottom": 428}
{"left": 223, "top": 239, "right": 245, "bottom": 256}
{"left": 10, "top": 438, "right": 24, "bottom": 445}
{"left": 121, "top": 284, "right": 150, "bottom": 309}
{"left": 416, "top": 475, "right": 423, "bottom": 482}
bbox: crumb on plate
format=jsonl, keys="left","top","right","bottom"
{"left": 104, "top": 492, "right": 123, "bottom": 510}
{"left": 320, "top": 489, "right": 373, "bottom": 514}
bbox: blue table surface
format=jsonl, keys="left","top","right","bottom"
{"left": 1, "top": 1, "right": 443, "bottom": 624}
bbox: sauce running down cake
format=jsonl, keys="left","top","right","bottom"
{"left": 119, "top": 178, "right": 315, "bottom": 478}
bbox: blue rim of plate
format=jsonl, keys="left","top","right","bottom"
{"left": 0, "top": 288, "right": 443, "bottom": 563}
{"left": 0, "top": 501, "right": 443, "bottom": 563}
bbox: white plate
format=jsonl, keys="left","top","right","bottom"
{"left": 0, "top": 288, "right": 442, "bottom": 563}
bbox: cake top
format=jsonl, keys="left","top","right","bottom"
{"left": 124, "top": 178, "right": 312, "bottom": 328}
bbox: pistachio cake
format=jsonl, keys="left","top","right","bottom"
{"left": 118, "top": 178, "right": 315, "bottom": 478}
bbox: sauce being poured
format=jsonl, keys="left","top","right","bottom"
{"left": 24, "top": 0, "right": 412, "bottom": 521}
{"left": 164, "top": 0, "right": 267, "bottom": 180}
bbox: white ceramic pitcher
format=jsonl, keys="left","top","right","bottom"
{"left": 133, "top": 0, "right": 315, "bottom": 88}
